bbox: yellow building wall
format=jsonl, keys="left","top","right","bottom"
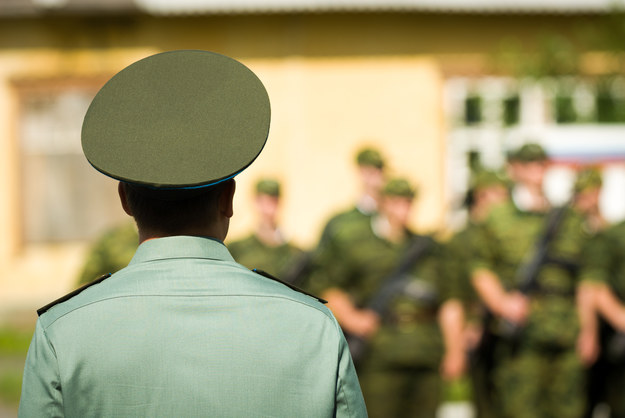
{"left": 0, "top": 48, "right": 158, "bottom": 313}
{"left": 232, "top": 55, "right": 444, "bottom": 245}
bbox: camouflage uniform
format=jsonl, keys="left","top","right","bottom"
{"left": 445, "top": 220, "right": 496, "bottom": 418}
{"left": 76, "top": 221, "right": 138, "bottom": 285}
{"left": 228, "top": 234, "right": 304, "bottom": 278}
{"left": 316, "top": 146, "right": 385, "bottom": 247}
{"left": 473, "top": 200, "right": 587, "bottom": 418}
{"left": 298, "top": 147, "right": 386, "bottom": 290}
{"left": 227, "top": 178, "right": 305, "bottom": 279}
{"left": 581, "top": 220, "right": 625, "bottom": 418}
{"left": 310, "top": 179, "right": 456, "bottom": 418}
{"left": 444, "top": 169, "right": 510, "bottom": 418}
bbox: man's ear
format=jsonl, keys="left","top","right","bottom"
{"left": 118, "top": 182, "right": 133, "bottom": 216}
{"left": 219, "top": 179, "right": 236, "bottom": 219}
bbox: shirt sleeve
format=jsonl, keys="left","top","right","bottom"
{"left": 18, "top": 319, "right": 64, "bottom": 418}
{"left": 578, "top": 229, "right": 611, "bottom": 284}
{"left": 334, "top": 328, "right": 368, "bottom": 417}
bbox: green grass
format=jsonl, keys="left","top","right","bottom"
{"left": 0, "top": 324, "right": 34, "bottom": 412}
{"left": 0, "top": 368, "right": 23, "bottom": 405}
{"left": 442, "top": 376, "right": 473, "bottom": 403}
{"left": 0, "top": 327, "right": 32, "bottom": 355}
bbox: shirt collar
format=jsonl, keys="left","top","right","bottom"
{"left": 128, "top": 235, "right": 235, "bottom": 265}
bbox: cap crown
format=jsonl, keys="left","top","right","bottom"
{"left": 82, "top": 50, "right": 270, "bottom": 189}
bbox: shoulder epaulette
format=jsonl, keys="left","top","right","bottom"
{"left": 253, "top": 269, "right": 327, "bottom": 304}
{"left": 37, "top": 273, "right": 112, "bottom": 316}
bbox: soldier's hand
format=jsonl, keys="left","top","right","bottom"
{"left": 576, "top": 328, "right": 599, "bottom": 367}
{"left": 497, "top": 291, "right": 529, "bottom": 324}
{"left": 463, "top": 322, "right": 483, "bottom": 351}
{"left": 440, "top": 349, "right": 466, "bottom": 381}
{"left": 342, "top": 309, "right": 380, "bottom": 339}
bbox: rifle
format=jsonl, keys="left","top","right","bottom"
{"left": 514, "top": 204, "right": 570, "bottom": 295}
{"left": 347, "top": 235, "right": 432, "bottom": 365}
{"left": 281, "top": 251, "right": 315, "bottom": 287}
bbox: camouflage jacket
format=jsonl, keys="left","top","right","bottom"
{"left": 443, "top": 221, "right": 487, "bottom": 324}
{"left": 581, "top": 220, "right": 625, "bottom": 298}
{"left": 227, "top": 233, "right": 304, "bottom": 279}
{"left": 77, "top": 221, "right": 139, "bottom": 286}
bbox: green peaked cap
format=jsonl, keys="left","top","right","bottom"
{"left": 255, "top": 178, "right": 281, "bottom": 197}
{"left": 383, "top": 177, "right": 417, "bottom": 198}
{"left": 82, "top": 50, "right": 270, "bottom": 189}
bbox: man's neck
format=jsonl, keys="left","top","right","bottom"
{"left": 372, "top": 215, "right": 407, "bottom": 244}
{"left": 512, "top": 184, "right": 549, "bottom": 212}
{"left": 138, "top": 224, "right": 227, "bottom": 244}
{"left": 255, "top": 222, "right": 284, "bottom": 247}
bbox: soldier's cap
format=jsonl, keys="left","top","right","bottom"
{"left": 81, "top": 50, "right": 270, "bottom": 191}
{"left": 574, "top": 167, "right": 602, "bottom": 192}
{"left": 507, "top": 143, "right": 548, "bottom": 162}
{"left": 470, "top": 170, "right": 510, "bottom": 191}
{"left": 356, "top": 147, "right": 385, "bottom": 169}
{"left": 255, "top": 178, "right": 281, "bottom": 197}
{"left": 382, "top": 178, "right": 417, "bottom": 199}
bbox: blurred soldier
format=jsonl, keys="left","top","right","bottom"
{"left": 228, "top": 178, "right": 304, "bottom": 278}
{"left": 592, "top": 237, "right": 625, "bottom": 418}
{"left": 470, "top": 143, "right": 596, "bottom": 418}
{"left": 317, "top": 146, "right": 386, "bottom": 246}
{"left": 574, "top": 167, "right": 625, "bottom": 418}
{"left": 295, "top": 146, "right": 387, "bottom": 288}
{"left": 444, "top": 169, "right": 510, "bottom": 418}
{"left": 573, "top": 167, "right": 608, "bottom": 235}
{"left": 76, "top": 221, "right": 138, "bottom": 286}
{"left": 310, "top": 177, "right": 465, "bottom": 418}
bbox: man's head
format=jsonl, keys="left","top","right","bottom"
{"left": 466, "top": 170, "right": 510, "bottom": 221}
{"left": 380, "top": 177, "right": 417, "bottom": 228}
{"left": 254, "top": 179, "right": 281, "bottom": 225}
{"left": 81, "top": 50, "right": 270, "bottom": 241}
{"left": 119, "top": 180, "right": 235, "bottom": 241}
{"left": 355, "top": 147, "right": 386, "bottom": 199}
{"left": 506, "top": 143, "right": 549, "bottom": 188}
{"left": 573, "top": 167, "right": 603, "bottom": 215}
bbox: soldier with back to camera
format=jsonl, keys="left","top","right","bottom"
{"left": 19, "top": 50, "right": 366, "bottom": 418}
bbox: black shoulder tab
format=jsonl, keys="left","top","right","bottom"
{"left": 37, "top": 273, "right": 112, "bottom": 316}
{"left": 253, "top": 269, "right": 327, "bottom": 304}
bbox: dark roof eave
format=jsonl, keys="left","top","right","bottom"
{"left": 0, "top": 0, "right": 618, "bottom": 18}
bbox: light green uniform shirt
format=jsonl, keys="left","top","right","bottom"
{"left": 19, "top": 236, "right": 366, "bottom": 417}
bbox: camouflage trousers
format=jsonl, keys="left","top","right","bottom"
{"left": 358, "top": 364, "right": 441, "bottom": 418}
{"left": 493, "top": 345, "right": 586, "bottom": 418}
{"left": 586, "top": 353, "right": 625, "bottom": 418}
{"left": 603, "top": 360, "right": 625, "bottom": 418}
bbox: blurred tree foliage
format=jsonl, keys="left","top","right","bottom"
{"left": 488, "top": 4, "right": 625, "bottom": 124}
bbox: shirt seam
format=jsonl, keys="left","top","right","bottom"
{"left": 43, "top": 293, "right": 332, "bottom": 328}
